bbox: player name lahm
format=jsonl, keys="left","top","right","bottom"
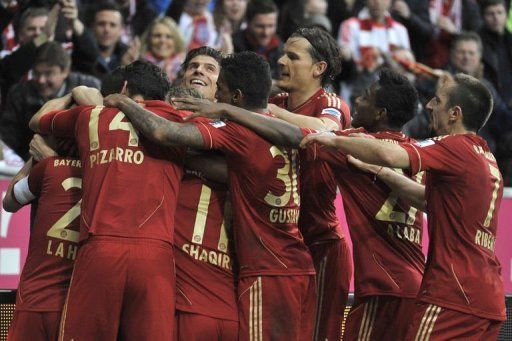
{"left": 46, "top": 240, "right": 78, "bottom": 261}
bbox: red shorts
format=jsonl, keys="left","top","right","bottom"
{"left": 175, "top": 311, "right": 238, "bottom": 340}
{"left": 8, "top": 310, "right": 61, "bottom": 341}
{"left": 238, "top": 275, "right": 316, "bottom": 341}
{"left": 309, "top": 238, "right": 352, "bottom": 341}
{"left": 404, "top": 302, "right": 503, "bottom": 341}
{"left": 344, "top": 296, "right": 416, "bottom": 341}
{"left": 59, "top": 236, "right": 175, "bottom": 341}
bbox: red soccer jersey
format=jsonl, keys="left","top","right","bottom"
{"left": 174, "top": 173, "right": 237, "bottom": 321}
{"left": 15, "top": 156, "right": 82, "bottom": 312}
{"left": 39, "top": 101, "right": 187, "bottom": 243}
{"left": 309, "top": 129, "right": 425, "bottom": 299}
{"left": 270, "top": 89, "right": 352, "bottom": 244}
{"left": 194, "top": 118, "right": 315, "bottom": 277}
{"left": 401, "top": 134, "right": 506, "bottom": 321}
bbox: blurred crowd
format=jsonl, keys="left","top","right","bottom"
{"left": 0, "top": 0, "right": 511, "bottom": 184}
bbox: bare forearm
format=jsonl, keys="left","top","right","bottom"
{"left": 275, "top": 109, "right": 336, "bottom": 130}
{"left": 186, "top": 152, "right": 228, "bottom": 184}
{"left": 221, "top": 105, "right": 304, "bottom": 147}
{"left": 117, "top": 98, "right": 205, "bottom": 149}
{"left": 3, "top": 159, "right": 33, "bottom": 212}
{"left": 378, "top": 168, "right": 426, "bottom": 210}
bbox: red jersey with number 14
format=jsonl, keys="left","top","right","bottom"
{"left": 309, "top": 129, "right": 425, "bottom": 299}
{"left": 174, "top": 174, "right": 237, "bottom": 321}
{"left": 270, "top": 89, "right": 351, "bottom": 244}
{"left": 38, "top": 101, "right": 188, "bottom": 243}
{"left": 401, "top": 134, "right": 505, "bottom": 321}
{"left": 15, "top": 156, "right": 82, "bottom": 312}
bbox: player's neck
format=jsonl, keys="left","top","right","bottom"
{"left": 287, "top": 85, "right": 322, "bottom": 110}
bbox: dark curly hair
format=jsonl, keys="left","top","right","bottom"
{"left": 290, "top": 27, "right": 342, "bottom": 87}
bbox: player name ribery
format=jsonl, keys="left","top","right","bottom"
{"left": 89, "top": 147, "right": 144, "bottom": 167}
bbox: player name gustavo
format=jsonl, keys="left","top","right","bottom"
{"left": 89, "top": 147, "right": 144, "bottom": 167}
{"left": 269, "top": 208, "right": 300, "bottom": 224}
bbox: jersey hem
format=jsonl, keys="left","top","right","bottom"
{"left": 419, "top": 296, "right": 506, "bottom": 321}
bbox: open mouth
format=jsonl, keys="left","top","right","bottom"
{"left": 190, "top": 79, "right": 207, "bottom": 86}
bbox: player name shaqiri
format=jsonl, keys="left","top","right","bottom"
{"left": 269, "top": 208, "right": 300, "bottom": 224}
{"left": 89, "top": 147, "right": 144, "bottom": 167}
{"left": 182, "top": 243, "right": 232, "bottom": 271}
{"left": 54, "top": 159, "right": 82, "bottom": 168}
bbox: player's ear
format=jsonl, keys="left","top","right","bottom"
{"left": 313, "top": 61, "right": 328, "bottom": 79}
{"left": 232, "top": 89, "right": 243, "bottom": 105}
{"left": 449, "top": 106, "right": 462, "bottom": 123}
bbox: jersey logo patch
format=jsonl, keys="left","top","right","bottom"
{"left": 321, "top": 108, "right": 342, "bottom": 120}
{"left": 416, "top": 139, "right": 435, "bottom": 148}
{"left": 209, "top": 120, "right": 226, "bottom": 128}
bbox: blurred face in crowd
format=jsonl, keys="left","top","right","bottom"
{"left": 277, "top": 36, "right": 322, "bottom": 92}
{"left": 305, "top": 0, "right": 327, "bottom": 15}
{"left": 185, "top": 0, "right": 211, "bottom": 16}
{"left": 483, "top": 4, "right": 507, "bottom": 34}
{"left": 352, "top": 84, "right": 380, "bottom": 130}
{"left": 149, "top": 23, "right": 176, "bottom": 60}
{"left": 32, "top": 62, "right": 69, "bottom": 99}
{"left": 426, "top": 77, "right": 455, "bottom": 135}
{"left": 223, "top": 0, "right": 247, "bottom": 22}
{"left": 182, "top": 55, "right": 220, "bottom": 101}
{"left": 93, "top": 10, "right": 123, "bottom": 49}
{"left": 18, "top": 15, "right": 47, "bottom": 45}
{"left": 247, "top": 12, "right": 277, "bottom": 47}
{"left": 366, "top": 0, "right": 392, "bottom": 20}
{"left": 451, "top": 40, "right": 481, "bottom": 76}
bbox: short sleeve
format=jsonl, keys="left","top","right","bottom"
{"left": 318, "top": 95, "right": 351, "bottom": 129}
{"left": 39, "top": 106, "right": 86, "bottom": 138}
{"left": 27, "top": 158, "right": 51, "bottom": 197}
{"left": 193, "top": 120, "right": 252, "bottom": 155}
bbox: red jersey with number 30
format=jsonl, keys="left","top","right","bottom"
{"left": 174, "top": 174, "right": 237, "bottom": 321}
{"left": 194, "top": 118, "right": 315, "bottom": 277}
{"left": 270, "top": 89, "right": 351, "bottom": 244}
{"left": 38, "top": 101, "right": 187, "bottom": 243}
{"left": 15, "top": 157, "right": 82, "bottom": 312}
{"left": 309, "top": 129, "right": 425, "bottom": 299}
{"left": 401, "top": 134, "right": 506, "bottom": 320}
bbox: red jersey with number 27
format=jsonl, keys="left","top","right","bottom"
{"left": 270, "top": 89, "right": 351, "bottom": 244}
{"left": 401, "top": 134, "right": 505, "bottom": 321}
{"left": 15, "top": 156, "right": 82, "bottom": 312}
{"left": 38, "top": 101, "right": 187, "bottom": 243}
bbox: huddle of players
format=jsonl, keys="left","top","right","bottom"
{"left": 3, "top": 25, "right": 505, "bottom": 341}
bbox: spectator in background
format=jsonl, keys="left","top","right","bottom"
{"left": 140, "top": 16, "right": 186, "bottom": 82}
{"left": 213, "top": 0, "right": 248, "bottom": 35}
{"left": 338, "top": 0, "right": 411, "bottom": 104}
{"left": 0, "top": 41, "right": 100, "bottom": 160}
{"left": 178, "top": 0, "right": 217, "bottom": 51}
{"left": 278, "top": 0, "right": 328, "bottom": 41}
{"left": 424, "top": 0, "right": 482, "bottom": 68}
{"left": 479, "top": 0, "right": 512, "bottom": 108}
{"left": 232, "top": 0, "right": 282, "bottom": 79}
{"left": 72, "top": 2, "right": 139, "bottom": 82}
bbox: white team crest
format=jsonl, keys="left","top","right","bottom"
{"left": 209, "top": 120, "right": 226, "bottom": 128}
{"left": 321, "top": 108, "right": 342, "bottom": 120}
{"left": 416, "top": 139, "right": 435, "bottom": 148}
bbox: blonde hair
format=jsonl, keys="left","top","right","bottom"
{"left": 140, "top": 16, "right": 185, "bottom": 58}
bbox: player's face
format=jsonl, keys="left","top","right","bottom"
{"left": 214, "top": 73, "right": 234, "bottom": 105}
{"left": 276, "top": 37, "right": 318, "bottom": 91}
{"left": 32, "top": 62, "right": 69, "bottom": 99}
{"left": 149, "top": 23, "right": 176, "bottom": 60}
{"left": 93, "top": 10, "right": 123, "bottom": 48}
{"left": 247, "top": 12, "right": 277, "bottom": 47}
{"left": 182, "top": 55, "right": 220, "bottom": 101}
{"left": 18, "top": 15, "right": 47, "bottom": 45}
{"left": 352, "top": 84, "right": 379, "bottom": 129}
{"left": 426, "top": 80, "right": 454, "bottom": 135}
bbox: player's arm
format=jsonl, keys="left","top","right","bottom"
{"left": 71, "top": 86, "right": 103, "bottom": 106}
{"left": 3, "top": 159, "right": 34, "bottom": 212}
{"left": 29, "top": 93, "right": 73, "bottom": 132}
{"left": 104, "top": 94, "right": 205, "bottom": 149}
{"left": 347, "top": 156, "right": 426, "bottom": 210}
{"left": 268, "top": 104, "right": 339, "bottom": 131}
{"left": 186, "top": 151, "right": 228, "bottom": 184}
{"left": 173, "top": 97, "right": 305, "bottom": 147}
{"left": 300, "top": 133, "right": 411, "bottom": 169}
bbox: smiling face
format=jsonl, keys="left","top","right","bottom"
{"left": 276, "top": 37, "right": 319, "bottom": 92}
{"left": 149, "top": 23, "right": 176, "bottom": 60}
{"left": 451, "top": 40, "right": 481, "bottom": 76}
{"left": 32, "top": 62, "right": 69, "bottom": 99}
{"left": 182, "top": 55, "right": 220, "bottom": 101}
{"left": 352, "top": 84, "right": 380, "bottom": 129}
{"left": 247, "top": 12, "right": 277, "bottom": 47}
{"left": 93, "top": 10, "right": 123, "bottom": 49}
{"left": 18, "top": 15, "right": 47, "bottom": 45}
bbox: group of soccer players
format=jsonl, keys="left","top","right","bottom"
{"left": 3, "top": 26, "right": 506, "bottom": 341}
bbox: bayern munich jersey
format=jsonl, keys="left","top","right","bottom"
{"left": 195, "top": 117, "right": 315, "bottom": 277}
{"left": 401, "top": 134, "right": 506, "bottom": 320}
{"left": 309, "top": 129, "right": 425, "bottom": 299}
{"left": 39, "top": 101, "right": 188, "bottom": 243}
{"left": 270, "top": 89, "right": 351, "bottom": 244}
{"left": 174, "top": 173, "right": 237, "bottom": 321}
{"left": 15, "top": 156, "right": 82, "bottom": 311}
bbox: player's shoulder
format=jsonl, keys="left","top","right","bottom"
{"left": 318, "top": 91, "right": 349, "bottom": 111}
{"left": 269, "top": 92, "right": 288, "bottom": 105}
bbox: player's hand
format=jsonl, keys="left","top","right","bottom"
{"left": 347, "top": 155, "right": 382, "bottom": 174}
{"left": 299, "top": 131, "right": 337, "bottom": 149}
{"left": 172, "top": 97, "right": 226, "bottom": 121}
{"left": 29, "top": 134, "right": 57, "bottom": 161}
{"left": 104, "top": 94, "right": 130, "bottom": 108}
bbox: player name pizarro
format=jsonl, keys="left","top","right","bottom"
{"left": 89, "top": 147, "right": 144, "bottom": 168}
